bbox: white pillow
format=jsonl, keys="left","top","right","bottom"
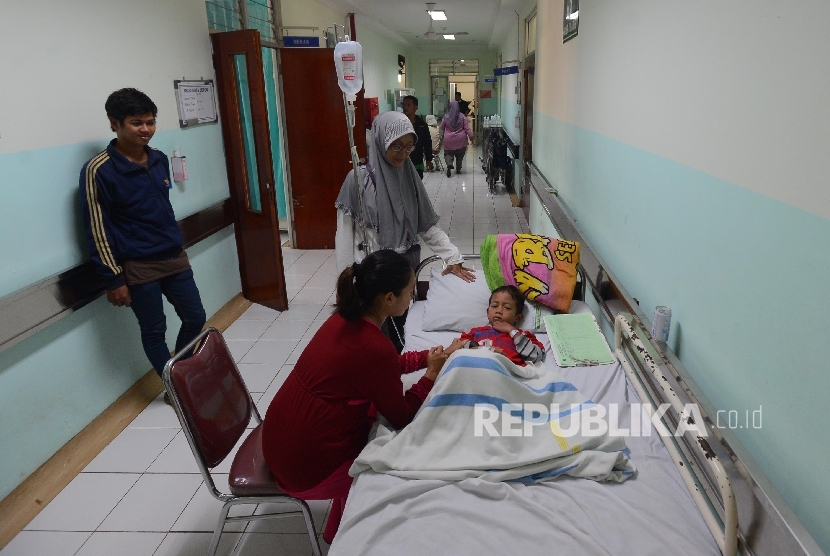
{"left": 421, "top": 268, "right": 591, "bottom": 333}
{"left": 421, "top": 268, "right": 491, "bottom": 332}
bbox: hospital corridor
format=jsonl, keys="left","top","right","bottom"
{"left": 2, "top": 1, "right": 829, "bottom": 555}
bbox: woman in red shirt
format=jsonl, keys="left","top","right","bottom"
{"left": 261, "top": 249, "right": 450, "bottom": 544}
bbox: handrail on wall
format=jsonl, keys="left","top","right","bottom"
{"left": 0, "top": 198, "right": 235, "bottom": 355}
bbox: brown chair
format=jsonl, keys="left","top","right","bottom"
{"left": 163, "top": 328, "right": 321, "bottom": 556}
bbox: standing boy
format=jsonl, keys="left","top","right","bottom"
{"left": 79, "top": 88, "right": 206, "bottom": 380}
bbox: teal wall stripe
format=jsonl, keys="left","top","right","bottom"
{"left": 532, "top": 113, "right": 830, "bottom": 549}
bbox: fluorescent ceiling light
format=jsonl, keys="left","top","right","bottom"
{"left": 443, "top": 34, "right": 455, "bottom": 39}
{"left": 428, "top": 10, "right": 447, "bottom": 20}
{"left": 566, "top": 10, "right": 579, "bottom": 20}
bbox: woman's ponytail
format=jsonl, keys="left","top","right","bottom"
{"left": 334, "top": 250, "right": 412, "bottom": 321}
{"left": 335, "top": 264, "right": 362, "bottom": 321}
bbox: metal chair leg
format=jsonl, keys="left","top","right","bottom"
{"left": 295, "top": 498, "right": 322, "bottom": 556}
{"left": 208, "top": 501, "right": 233, "bottom": 556}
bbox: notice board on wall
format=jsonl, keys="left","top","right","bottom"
{"left": 174, "top": 80, "right": 218, "bottom": 128}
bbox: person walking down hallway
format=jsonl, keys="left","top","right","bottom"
{"left": 440, "top": 100, "right": 474, "bottom": 177}
{"left": 455, "top": 91, "right": 470, "bottom": 116}
{"left": 79, "top": 88, "right": 206, "bottom": 382}
{"left": 402, "top": 95, "right": 433, "bottom": 179}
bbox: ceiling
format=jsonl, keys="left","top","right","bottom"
{"left": 317, "top": 0, "right": 528, "bottom": 51}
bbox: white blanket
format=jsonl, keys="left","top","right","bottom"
{"left": 351, "top": 349, "right": 636, "bottom": 483}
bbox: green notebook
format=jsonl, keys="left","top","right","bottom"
{"left": 543, "top": 313, "right": 616, "bottom": 367}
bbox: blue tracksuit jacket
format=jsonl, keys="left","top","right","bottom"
{"left": 79, "top": 140, "right": 183, "bottom": 290}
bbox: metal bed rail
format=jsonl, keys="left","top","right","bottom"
{"left": 615, "top": 314, "right": 737, "bottom": 555}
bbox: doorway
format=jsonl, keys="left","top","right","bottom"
{"left": 429, "top": 59, "right": 479, "bottom": 120}
{"left": 448, "top": 75, "right": 478, "bottom": 136}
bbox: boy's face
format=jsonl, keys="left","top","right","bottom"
{"left": 110, "top": 112, "right": 156, "bottom": 149}
{"left": 487, "top": 291, "right": 521, "bottom": 327}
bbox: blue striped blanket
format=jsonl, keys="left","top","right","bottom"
{"left": 351, "top": 349, "right": 636, "bottom": 483}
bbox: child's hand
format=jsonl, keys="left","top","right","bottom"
{"left": 491, "top": 321, "right": 516, "bottom": 335}
{"left": 445, "top": 338, "right": 464, "bottom": 356}
{"left": 426, "top": 346, "right": 448, "bottom": 380}
{"left": 492, "top": 347, "right": 507, "bottom": 356}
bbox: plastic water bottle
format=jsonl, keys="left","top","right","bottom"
{"left": 334, "top": 41, "right": 363, "bottom": 101}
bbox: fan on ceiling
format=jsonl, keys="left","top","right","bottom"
{"left": 423, "top": 3, "right": 440, "bottom": 40}
{"left": 423, "top": 4, "right": 468, "bottom": 40}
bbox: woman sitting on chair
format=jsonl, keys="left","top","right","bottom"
{"left": 261, "top": 250, "right": 457, "bottom": 545}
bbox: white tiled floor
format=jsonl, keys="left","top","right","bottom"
{"left": 0, "top": 147, "right": 527, "bottom": 556}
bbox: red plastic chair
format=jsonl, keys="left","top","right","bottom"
{"left": 163, "top": 328, "right": 321, "bottom": 556}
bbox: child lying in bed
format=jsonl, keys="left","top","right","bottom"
{"left": 456, "top": 285, "right": 545, "bottom": 366}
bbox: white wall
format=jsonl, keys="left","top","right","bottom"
{"left": 354, "top": 19, "right": 411, "bottom": 113}
{"left": 536, "top": 0, "right": 830, "bottom": 221}
{"left": 281, "top": 0, "right": 346, "bottom": 37}
{"left": 0, "top": 0, "right": 215, "bottom": 155}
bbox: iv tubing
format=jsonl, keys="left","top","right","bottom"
{"left": 342, "top": 93, "right": 371, "bottom": 255}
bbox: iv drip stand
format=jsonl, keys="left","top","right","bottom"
{"left": 335, "top": 26, "right": 371, "bottom": 256}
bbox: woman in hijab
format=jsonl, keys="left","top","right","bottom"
{"left": 440, "top": 100, "right": 475, "bottom": 177}
{"left": 335, "top": 111, "right": 475, "bottom": 351}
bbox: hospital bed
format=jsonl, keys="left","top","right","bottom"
{"left": 330, "top": 266, "right": 722, "bottom": 555}
{"left": 327, "top": 164, "right": 822, "bottom": 555}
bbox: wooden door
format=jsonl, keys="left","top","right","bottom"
{"left": 212, "top": 30, "right": 288, "bottom": 310}
{"left": 280, "top": 48, "right": 367, "bottom": 249}
{"left": 521, "top": 52, "right": 536, "bottom": 216}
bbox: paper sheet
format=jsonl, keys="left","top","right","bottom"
{"left": 544, "top": 313, "right": 615, "bottom": 367}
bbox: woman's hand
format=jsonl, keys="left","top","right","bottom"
{"left": 444, "top": 338, "right": 464, "bottom": 356}
{"left": 442, "top": 263, "right": 476, "bottom": 283}
{"left": 425, "top": 346, "right": 448, "bottom": 381}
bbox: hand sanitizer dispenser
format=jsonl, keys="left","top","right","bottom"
{"left": 171, "top": 147, "right": 188, "bottom": 182}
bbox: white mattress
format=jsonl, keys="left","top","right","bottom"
{"left": 329, "top": 302, "right": 719, "bottom": 555}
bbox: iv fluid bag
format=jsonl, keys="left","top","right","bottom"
{"left": 334, "top": 41, "right": 363, "bottom": 100}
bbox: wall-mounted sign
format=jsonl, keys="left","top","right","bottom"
{"left": 174, "top": 80, "right": 217, "bottom": 128}
{"left": 480, "top": 90, "right": 492, "bottom": 99}
{"left": 484, "top": 77, "right": 497, "bottom": 83}
{"left": 494, "top": 66, "right": 519, "bottom": 76}
{"left": 284, "top": 36, "right": 320, "bottom": 47}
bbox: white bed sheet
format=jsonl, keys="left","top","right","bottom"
{"left": 330, "top": 302, "right": 719, "bottom": 555}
